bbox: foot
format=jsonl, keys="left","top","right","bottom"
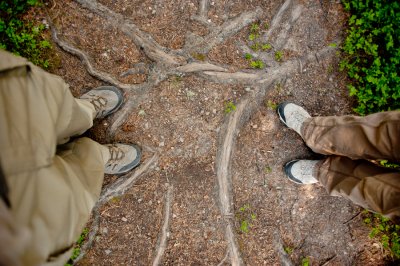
{"left": 277, "top": 102, "right": 311, "bottom": 136}
{"left": 80, "top": 86, "right": 123, "bottom": 118}
{"left": 284, "top": 160, "right": 320, "bottom": 184}
{"left": 104, "top": 144, "right": 141, "bottom": 174}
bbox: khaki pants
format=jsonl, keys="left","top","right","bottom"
{"left": 0, "top": 50, "right": 108, "bottom": 265}
{"left": 302, "top": 111, "right": 400, "bottom": 219}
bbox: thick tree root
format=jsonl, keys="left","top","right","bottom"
{"left": 152, "top": 184, "right": 174, "bottom": 266}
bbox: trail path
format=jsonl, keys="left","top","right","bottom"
{"left": 48, "top": 0, "right": 384, "bottom": 264}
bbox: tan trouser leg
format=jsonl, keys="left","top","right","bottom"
{"left": 301, "top": 111, "right": 400, "bottom": 218}
{"left": 0, "top": 57, "right": 109, "bottom": 265}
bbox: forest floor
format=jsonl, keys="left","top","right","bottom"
{"left": 46, "top": 0, "right": 390, "bottom": 265}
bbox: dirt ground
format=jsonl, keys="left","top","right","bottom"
{"left": 45, "top": 0, "right": 393, "bottom": 265}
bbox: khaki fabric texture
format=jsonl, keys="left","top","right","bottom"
{"left": 0, "top": 50, "right": 107, "bottom": 265}
{"left": 302, "top": 111, "right": 400, "bottom": 218}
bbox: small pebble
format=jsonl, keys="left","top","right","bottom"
{"left": 105, "top": 249, "right": 112, "bottom": 255}
{"left": 121, "top": 217, "right": 128, "bottom": 222}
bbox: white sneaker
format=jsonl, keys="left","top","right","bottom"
{"left": 277, "top": 102, "right": 311, "bottom": 136}
{"left": 80, "top": 86, "right": 123, "bottom": 118}
{"left": 104, "top": 144, "right": 141, "bottom": 174}
{"left": 284, "top": 160, "right": 320, "bottom": 184}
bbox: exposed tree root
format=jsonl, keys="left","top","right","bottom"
{"left": 187, "top": 8, "right": 263, "bottom": 54}
{"left": 100, "top": 147, "right": 158, "bottom": 203}
{"left": 50, "top": 25, "right": 140, "bottom": 90}
{"left": 273, "top": 230, "right": 295, "bottom": 266}
{"left": 73, "top": 148, "right": 158, "bottom": 264}
{"left": 75, "top": 0, "right": 184, "bottom": 66}
{"left": 152, "top": 184, "right": 174, "bottom": 266}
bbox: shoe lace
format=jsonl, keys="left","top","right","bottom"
{"left": 88, "top": 95, "right": 108, "bottom": 118}
{"left": 106, "top": 145, "right": 125, "bottom": 171}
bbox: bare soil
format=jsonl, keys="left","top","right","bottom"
{"left": 46, "top": 0, "right": 392, "bottom": 265}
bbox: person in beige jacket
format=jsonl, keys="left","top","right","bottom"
{"left": 0, "top": 50, "right": 141, "bottom": 265}
{"left": 278, "top": 102, "right": 400, "bottom": 220}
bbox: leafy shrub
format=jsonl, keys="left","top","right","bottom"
{"left": 0, "top": 0, "right": 53, "bottom": 68}
{"left": 340, "top": 0, "right": 400, "bottom": 115}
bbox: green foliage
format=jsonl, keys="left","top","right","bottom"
{"left": 192, "top": 53, "right": 206, "bottom": 61}
{"left": 244, "top": 53, "right": 253, "bottom": 60}
{"left": 65, "top": 228, "right": 89, "bottom": 266}
{"left": 284, "top": 246, "right": 293, "bottom": 255}
{"left": 261, "top": 43, "right": 272, "bottom": 51}
{"left": 236, "top": 204, "right": 257, "bottom": 234}
{"left": 363, "top": 210, "right": 400, "bottom": 260}
{"left": 329, "top": 42, "right": 337, "bottom": 48}
{"left": 0, "top": 0, "right": 53, "bottom": 69}
{"left": 379, "top": 160, "right": 400, "bottom": 169}
{"left": 301, "top": 257, "right": 310, "bottom": 266}
{"left": 264, "top": 165, "right": 272, "bottom": 173}
{"left": 250, "top": 42, "right": 260, "bottom": 51}
{"left": 340, "top": 0, "right": 400, "bottom": 115}
{"left": 248, "top": 33, "right": 259, "bottom": 41}
{"left": 265, "top": 100, "right": 277, "bottom": 110}
{"left": 250, "top": 60, "right": 264, "bottom": 69}
{"left": 250, "top": 23, "right": 260, "bottom": 33}
{"left": 224, "top": 101, "right": 236, "bottom": 114}
{"left": 274, "top": 50, "right": 283, "bottom": 62}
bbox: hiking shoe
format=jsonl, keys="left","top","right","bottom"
{"left": 80, "top": 86, "right": 123, "bottom": 118}
{"left": 104, "top": 144, "right": 141, "bottom": 174}
{"left": 277, "top": 102, "right": 311, "bottom": 136}
{"left": 284, "top": 160, "right": 320, "bottom": 184}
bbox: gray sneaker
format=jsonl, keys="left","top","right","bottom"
{"left": 80, "top": 86, "right": 123, "bottom": 118}
{"left": 284, "top": 160, "right": 320, "bottom": 184}
{"left": 277, "top": 102, "right": 311, "bottom": 136}
{"left": 104, "top": 144, "right": 141, "bottom": 174}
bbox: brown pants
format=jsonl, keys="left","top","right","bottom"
{"left": 302, "top": 111, "right": 400, "bottom": 219}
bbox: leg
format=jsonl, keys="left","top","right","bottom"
{"left": 317, "top": 156, "right": 400, "bottom": 219}
{"left": 7, "top": 138, "right": 108, "bottom": 265}
{"left": 301, "top": 111, "right": 400, "bottom": 162}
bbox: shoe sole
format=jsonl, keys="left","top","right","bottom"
{"left": 277, "top": 102, "right": 289, "bottom": 127}
{"left": 94, "top": 86, "right": 124, "bottom": 118}
{"left": 118, "top": 144, "right": 142, "bottom": 174}
{"left": 284, "top": 160, "right": 304, "bottom": 184}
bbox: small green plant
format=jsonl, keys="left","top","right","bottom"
{"left": 263, "top": 23, "right": 269, "bottom": 29}
{"left": 250, "top": 23, "right": 260, "bottom": 33}
{"left": 248, "top": 33, "right": 259, "bottom": 41}
{"left": 328, "top": 42, "right": 337, "bottom": 48}
{"left": 363, "top": 211, "right": 400, "bottom": 260}
{"left": 192, "top": 53, "right": 206, "bottom": 61}
{"left": 284, "top": 246, "right": 293, "bottom": 255}
{"left": 237, "top": 204, "right": 257, "bottom": 234}
{"left": 250, "top": 60, "right": 264, "bottom": 69}
{"left": 0, "top": 0, "right": 54, "bottom": 69}
{"left": 65, "top": 228, "right": 89, "bottom": 265}
{"left": 244, "top": 53, "right": 253, "bottom": 60}
{"left": 265, "top": 100, "right": 277, "bottom": 110}
{"left": 301, "top": 257, "right": 310, "bottom": 266}
{"left": 264, "top": 165, "right": 272, "bottom": 173}
{"left": 261, "top": 43, "right": 272, "bottom": 51}
{"left": 250, "top": 42, "right": 260, "bottom": 51}
{"left": 224, "top": 101, "right": 236, "bottom": 114}
{"left": 275, "top": 50, "right": 283, "bottom": 62}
